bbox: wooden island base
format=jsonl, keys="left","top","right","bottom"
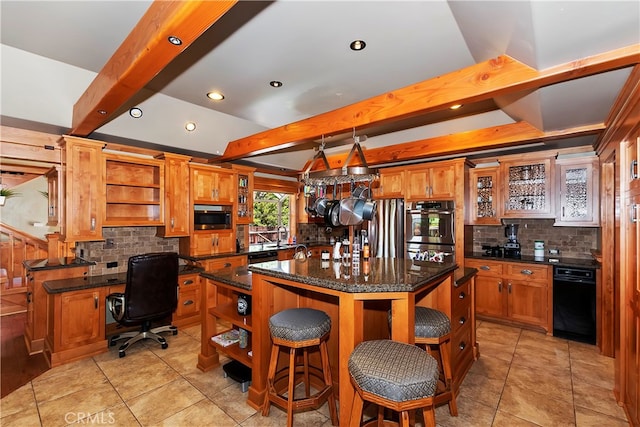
{"left": 198, "top": 259, "right": 477, "bottom": 426}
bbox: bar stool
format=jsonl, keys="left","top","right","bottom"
{"left": 348, "top": 339, "right": 439, "bottom": 427}
{"left": 262, "top": 307, "right": 339, "bottom": 427}
{"left": 389, "top": 307, "right": 458, "bottom": 416}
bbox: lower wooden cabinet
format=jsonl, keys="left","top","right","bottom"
{"left": 45, "top": 287, "right": 107, "bottom": 367}
{"left": 465, "top": 258, "right": 551, "bottom": 332}
{"left": 450, "top": 272, "right": 476, "bottom": 390}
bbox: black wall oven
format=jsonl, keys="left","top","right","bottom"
{"left": 194, "top": 205, "right": 232, "bottom": 230}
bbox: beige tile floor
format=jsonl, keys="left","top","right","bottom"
{"left": 0, "top": 320, "right": 629, "bottom": 427}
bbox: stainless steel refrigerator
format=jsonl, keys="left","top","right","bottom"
{"left": 367, "top": 198, "right": 405, "bottom": 258}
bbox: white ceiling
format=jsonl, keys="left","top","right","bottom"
{"left": 1, "top": 1, "right": 639, "bottom": 172}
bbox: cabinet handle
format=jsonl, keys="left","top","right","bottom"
{"left": 631, "top": 204, "right": 640, "bottom": 223}
{"left": 458, "top": 291, "right": 466, "bottom": 299}
{"left": 90, "top": 217, "right": 96, "bottom": 231}
{"left": 183, "top": 300, "right": 194, "bottom": 306}
{"left": 94, "top": 294, "right": 98, "bottom": 309}
{"left": 480, "top": 265, "right": 490, "bottom": 271}
{"left": 520, "top": 269, "right": 533, "bottom": 275}
{"left": 498, "top": 281, "right": 502, "bottom": 292}
{"left": 26, "top": 291, "right": 31, "bottom": 304}
{"left": 508, "top": 282, "right": 512, "bottom": 293}
{"left": 183, "top": 279, "right": 194, "bottom": 285}
{"left": 224, "top": 262, "right": 231, "bottom": 268}
{"left": 631, "top": 159, "right": 638, "bottom": 180}
{"left": 459, "top": 317, "right": 466, "bottom": 325}
{"left": 459, "top": 342, "right": 466, "bottom": 351}
{"left": 170, "top": 217, "right": 175, "bottom": 228}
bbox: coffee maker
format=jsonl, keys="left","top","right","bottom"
{"left": 503, "top": 224, "right": 521, "bottom": 259}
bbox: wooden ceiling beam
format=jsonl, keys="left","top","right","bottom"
{"left": 305, "top": 122, "right": 605, "bottom": 170}
{"left": 218, "top": 44, "right": 640, "bottom": 163}
{"left": 70, "top": 0, "right": 237, "bottom": 137}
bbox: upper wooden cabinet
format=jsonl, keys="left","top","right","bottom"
{"left": 45, "top": 166, "right": 61, "bottom": 227}
{"left": 554, "top": 155, "right": 600, "bottom": 227}
{"left": 405, "top": 161, "right": 456, "bottom": 201}
{"left": 156, "top": 153, "right": 191, "bottom": 237}
{"left": 103, "top": 153, "right": 164, "bottom": 226}
{"left": 467, "top": 166, "right": 501, "bottom": 225}
{"left": 374, "top": 168, "right": 404, "bottom": 199}
{"left": 233, "top": 164, "right": 255, "bottom": 224}
{"left": 500, "top": 155, "right": 555, "bottom": 218}
{"left": 624, "top": 135, "right": 640, "bottom": 194}
{"left": 191, "top": 164, "right": 235, "bottom": 204}
{"left": 60, "top": 136, "right": 104, "bottom": 242}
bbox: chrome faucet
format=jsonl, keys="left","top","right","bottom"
{"left": 277, "top": 226, "right": 287, "bottom": 247}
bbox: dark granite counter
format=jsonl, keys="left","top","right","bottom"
{"left": 200, "top": 267, "right": 252, "bottom": 291}
{"left": 180, "top": 241, "right": 332, "bottom": 263}
{"left": 465, "top": 252, "right": 600, "bottom": 269}
{"left": 23, "top": 257, "right": 95, "bottom": 271}
{"left": 455, "top": 267, "right": 478, "bottom": 286}
{"left": 247, "top": 258, "right": 458, "bottom": 293}
{"left": 43, "top": 265, "right": 203, "bottom": 294}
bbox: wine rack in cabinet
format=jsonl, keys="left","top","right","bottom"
{"left": 103, "top": 154, "right": 165, "bottom": 226}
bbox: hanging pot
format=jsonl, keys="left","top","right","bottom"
{"left": 361, "top": 198, "right": 377, "bottom": 221}
{"left": 315, "top": 197, "right": 328, "bottom": 216}
{"left": 323, "top": 199, "right": 339, "bottom": 224}
{"left": 339, "top": 197, "right": 365, "bottom": 226}
{"left": 329, "top": 201, "right": 341, "bottom": 227}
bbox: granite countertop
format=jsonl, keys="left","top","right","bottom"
{"left": 455, "top": 267, "right": 478, "bottom": 286}
{"left": 181, "top": 241, "right": 332, "bottom": 262}
{"left": 465, "top": 252, "right": 600, "bottom": 269}
{"left": 43, "top": 265, "right": 203, "bottom": 294}
{"left": 200, "top": 267, "right": 252, "bottom": 291}
{"left": 247, "top": 258, "right": 458, "bottom": 293}
{"left": 23, "top": 257, "right": 96, "bottom": 271}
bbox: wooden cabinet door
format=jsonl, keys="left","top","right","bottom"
{"left": 555, "top": 156, "right": 599, "bottom": 226}
{"left": 376, "top": 169, "right": 404, "bottom": 198}
{"left": 216, "top": 231, "right": 235, "bottom": 253}
{"left": 405, "top": 169, "right": 430, "bottom": 200}
{"left": 61, "top": 137, "right": 104, "bottom": 241}
{"left": 57, "top": 289, "right": 104, "bottom": 350}
{"left": 501, "top": 157, "right": 555, "bottom": 218}
{"left": 626, "top": 136, "right": 640, "bottom": 194}
{"left": 216, "top": 170, "right": 236, "bottom": 204}
{"left": 157, "top": 153, "right": 191, "bottom": 237}
{"left": 192, "top": 232, "right": 216, "bottom": 256}
{"left": 192, "top": 168, "right": 217, "bottom": 203}
{"left": 45, "top": 166, "right": 60, "bottom": 226}
{"left": 428, "top": 163, "right": 456, "bottom": 199}
{"left": 506, "top": 279, "right": 548, "bottom": 329}
{"left": 468, "top": 167, "right": 501, "bottom": 225}
{"left": 474, "top": 275, "right": 504, "bottom": 318}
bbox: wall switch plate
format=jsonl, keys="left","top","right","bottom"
{"left": 107, "top": 261, "right": 118, "bottom": 268}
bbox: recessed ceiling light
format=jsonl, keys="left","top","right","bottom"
{"left": 270, "top": 81, "right": 283, "bottom": 88}
{"left": 129, "top": 107, "right": 143, "bottom": 118}
{"left": 450, "top": 104, "right": 463, "bottom": 110}
{"left": 350, "top": 40, "right": 366, "bottom": 51}
{"left": 167, "top": 36, "right": 182, "bottom": 46}
{"left": 185, "top": 122, "right": 196, "bottom": 132}
{"left": 207, "top": 91, "right": 225, "bottom": 101}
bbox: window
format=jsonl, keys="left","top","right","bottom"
{"left": 249, "top": 191, "right": 292, "bottom": 246}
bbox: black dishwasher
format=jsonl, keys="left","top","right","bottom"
{"left": 553, "top": 266, "right": 596, "bottom": 344}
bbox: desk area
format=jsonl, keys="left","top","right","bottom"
{"left": 198, "top": 258, "right": 477, "bottom": 425}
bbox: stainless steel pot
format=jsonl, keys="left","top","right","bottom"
{"left": 361, "top": 198, "right": 377, "bottom": 221}
{"left": 339, "top": 197, "right": 365, "bottom": 225}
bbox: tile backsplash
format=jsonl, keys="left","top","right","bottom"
{"left": 75, "top": 227, "right": 180, "bottom": 276}
{"left": 466, "top": 219, "right": 599, "bottom": 259}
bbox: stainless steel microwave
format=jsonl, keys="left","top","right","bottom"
{"left": 194, "top": 205, "right": 232, "bottom": 230}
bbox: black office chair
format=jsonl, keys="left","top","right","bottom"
{"left": 106, "top": 252, "right": 179, "bottom": 358}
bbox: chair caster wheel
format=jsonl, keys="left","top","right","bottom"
{"left": 161, "top": 343, "right": 168, "bottom": 349}
{"left": 172, "top": 330, "right": 178, "bottom": 336}
{"left": 118, "top": 350, "right": 126, "bottom": 358}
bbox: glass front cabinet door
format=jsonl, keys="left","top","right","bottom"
{"left": 501, "top": 156, "right": 555, "bottom": 218}
{"left": 555, "top": 156, "right": 599, "bottom": 226}
{"left": 468, "top": 166, "right": 501, "bottom": 225}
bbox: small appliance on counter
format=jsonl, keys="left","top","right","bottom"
{"left": 534, "top": 240, "right": 545, "bottom": 260}
{"left": 481, "top": 245, "right": 503, "bottom": 257}
{"left": 503, "top": 224, "right": 521, "bottom": 259}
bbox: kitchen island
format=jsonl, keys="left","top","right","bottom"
{"left": 198, "top": 258, "right": 477, "bottom": 425}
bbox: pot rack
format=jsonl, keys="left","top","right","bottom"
{"left": 300, "top": 135, "right": 378, "bottom": 187}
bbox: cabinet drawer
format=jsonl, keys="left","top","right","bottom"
{"left": 465, "top": 259, "right": 503, "bottom": 277}
{"left": 451, "top": 323, "right": 472, "bottom": 362}
{"left": 505, "top": 263, "right": 549, "bottom": 282}
{"left": 180, "top": 275, "right": 199, "bottom": 288}
{"left": 452, "top": 280, "right": 470, "bottom": 307}
{"left": 176, "top": 287, "right": 200, "bottom": 318}
{"left": 451, "top": 302, "right": 471, "bottom": 335}
{"left": 205, "top": 256, "right": 247, "bottom": 271}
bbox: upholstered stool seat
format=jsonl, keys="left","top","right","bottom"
{"left": 262, "top": 308, "right": 338, "bottom": 427}
{"left": 348, "top": 339, "right": 439, "bottom": 427}
{"left": 389, "top": 307, "right": 458, "bottom": 416}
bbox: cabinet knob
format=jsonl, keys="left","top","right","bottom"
{"left": 459, "top": 342, "right": 466, "bottom": 351}
{"left": 183, "top": 300, "right": 194, "bottom": 306}
{"left": 458, "top": 291, "right": 466, "bottom": 299}
{"left": 459, "top": 317, "right": 466, "bottom": 325}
